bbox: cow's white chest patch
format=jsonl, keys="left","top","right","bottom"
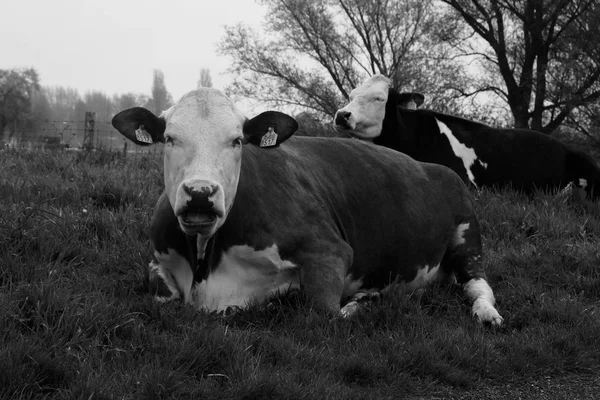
{"left": 435, "top": 119, "right": 487, "bottom": 187}
{"left": 191, "top": 244, "right": 299, "bottom": 311}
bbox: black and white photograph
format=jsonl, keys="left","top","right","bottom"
{"left": 2, "top": 1, "right": 600, "bottom": 398}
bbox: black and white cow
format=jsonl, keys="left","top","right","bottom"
{"left": 334, "top": 75, "right": 600, "bottom": 199}
{"left": 112, "top": 87, "right": 503, "bottom": 325}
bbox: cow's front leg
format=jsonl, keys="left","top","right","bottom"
{"left": 296, "top": 242, "right": 353, "bottom": 316}
{"left": 150, "top": 249, "right": 194, "bottom": 304}
{"left": 464, "top": 277, "right": 503, "bottom": 326}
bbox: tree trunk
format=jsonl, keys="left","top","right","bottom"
{"left": 508, "top": 91, "right": 531, "bottom": 129}
{"left": 530, "top": 54, "right": 548, "bottom": 132}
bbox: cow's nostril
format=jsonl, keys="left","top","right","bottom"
{"left": 183, "top": 184, "right": 217, "bottom": 197}
{"left": 335, "top": 111, "right": 352, "bottom": 126}
{"left": 181, "top": 183, "right": 220, "bottom": 214}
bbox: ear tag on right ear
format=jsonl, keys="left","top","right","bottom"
{"left": 135, "top": 125, "right": 153, "bottom": 144}
{"left": 407, "top": 100, "right": 417, "bottom": 110}
{"left": 259, "top": 127, "right": 278, "bottom": 147}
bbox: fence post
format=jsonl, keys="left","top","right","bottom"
{"left": 84, "top": 112, "right": 96, "bottom": 151}
{"left": 122, "top": 140, "right": 128, "bottom": 157}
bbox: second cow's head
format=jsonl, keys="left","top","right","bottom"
{"left": 112, "top": 88, "right": 298, "bottom": 238}
{"left": 333, "top": 74, "right": 424, "bottom": 139}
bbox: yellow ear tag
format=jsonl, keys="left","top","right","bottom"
{"left": 135, "top": 125, "right": 153, "bottom": 144}
{"left": 259, "top": 127, "right": 278, "bottom": 147}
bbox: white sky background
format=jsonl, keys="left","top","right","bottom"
{"left": 0, "top": 0, "right": 266, "bottom": 103}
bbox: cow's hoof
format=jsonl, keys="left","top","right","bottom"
{"left": 222, "top": 305, "right": 243, "bottom": 316}
{"left": 473, "top": 300, "right": 503, "bottom": 326}
{"left": 340, "top": 300, "right": 359, "bottom": 318}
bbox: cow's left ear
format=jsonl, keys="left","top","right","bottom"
{"left": 243, "top": 111, "right": 298, "bottom": 148}
{"left": 395, "top": 92, "right": 425, "bottom": 110}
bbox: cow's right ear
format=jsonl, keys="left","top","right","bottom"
{"left": 395, "top": 92, "right": 425, "bottom": 110}
{"left": 111, "top": 107, "right": 166, "bottom": 145}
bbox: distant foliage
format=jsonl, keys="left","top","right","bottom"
{"left": 150, "top": 69, "right": 174, "bottom": 115}
{"left": 197, "top": 68, "right": 213, "bottom": 88}
{"left": 0, "top": 68, "right": 41, "bottom": 140}
{"left": 2, "top": 69, "right": 173, "bottom": 148}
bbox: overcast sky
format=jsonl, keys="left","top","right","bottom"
{"left": 1, "top": 0, "right": 266, "bottom": 101}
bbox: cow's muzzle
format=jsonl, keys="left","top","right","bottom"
{"left": 334, "top": 110, "right": 353, "bottom": 130}
{"left": 174, "top": 180, "right": 225, "bottom": 235}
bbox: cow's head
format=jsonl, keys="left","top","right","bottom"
{"left": 333, "top": 74, "right": 424, "bottom": 139}
{"left": 112, "top": 88, "right": 298, "bottom": 238}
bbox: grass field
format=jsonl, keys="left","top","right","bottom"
{"left": 1, "top": 148, "right": 600, "bottom": 400}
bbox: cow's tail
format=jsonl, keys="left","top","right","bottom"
{"left": 565, "top": 148, "right": 600, "bottom": 200}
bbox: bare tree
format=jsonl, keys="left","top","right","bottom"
{"left": 198, "top": 68, "right": 213, "bottom": 88}
{"left": 441, "top": 0, "right": 600, "bottom": 132}
{"left": 219, "top": 0, "right": 470, "bottom": 118}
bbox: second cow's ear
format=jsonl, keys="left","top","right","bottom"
{"left": 395, "top": 92, "right": 425, "bottom": 110}
{"left": 112, "top": 107, "right": 166, "bottom": 145}
{"left": 243, "top": 111, "right": 298, "bottom": 148}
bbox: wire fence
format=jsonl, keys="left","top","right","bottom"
{"left": 1, "top": 120, "right": 162, "bottom": 158}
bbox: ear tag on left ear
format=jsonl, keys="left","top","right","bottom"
{"left": 259, "top": 127, "right": 278, "bottom": 147}
{"left": 135, "top": 125, "right": 153, "bottom": 144}
{"left": 407, "top": 100, "right": 417, "bottom": 110}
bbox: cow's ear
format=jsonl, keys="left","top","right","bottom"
{"left": 395, "top": 92, "right": 425, "bottom": 110}
{"left": 243, "top": 111, "right": 298, "bottom": 148}
{"left": 112, "top": 107, "right": 166, "bottom": 145}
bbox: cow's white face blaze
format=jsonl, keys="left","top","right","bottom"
{"left": 161, "top": 89, "right": 246, "bottom": 237}
{"left": 334, "top": 75, "right": 390, "bottom": 139}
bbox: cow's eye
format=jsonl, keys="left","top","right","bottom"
{"left": 375, "top": 97, "right": 386, "bottom": 102}
{"left": 164, "top": 135, "right": 174, "bottom": 145}
{"left": 232, "top": 137, "right": 243, "bottom": 147}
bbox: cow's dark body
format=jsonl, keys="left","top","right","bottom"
{"left": 152, "top": 136, "right": 482, "bottom": 308}
{"left": 375, "top": 89, "right": 600, "bottom": 198}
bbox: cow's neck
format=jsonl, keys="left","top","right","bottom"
{"left": 191, "top": 234, "right": 214, "bottom": 282}
{"left": 377, "top": 91, "right": 416, "bottom": 153}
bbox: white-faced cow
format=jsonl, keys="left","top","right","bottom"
{"left": 334, "top": 75, "right": 600, "bottom": 199}
{"left": 111, "top": 87, "right": 503, "bottom": 325}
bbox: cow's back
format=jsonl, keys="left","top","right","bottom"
{"left": 464, "top": 125, "right": 569, "bottom": 189}
{"left": 400, "top": 110, "right": 576, "bottom": 191}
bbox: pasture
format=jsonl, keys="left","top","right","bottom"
{"left": 2, "top": 148, "right": 600, "bottom": 399}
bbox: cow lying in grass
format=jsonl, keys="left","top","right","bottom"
{"left": 334, "top": 74, "right": 600, "bottom": 200}
{"left": 112, "top": 87, "right": 503, "bottom": 325}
